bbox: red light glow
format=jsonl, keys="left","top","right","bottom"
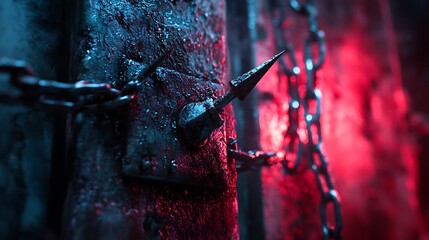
{"left": 253, "top": 3, "right": 423, "bottom": 238}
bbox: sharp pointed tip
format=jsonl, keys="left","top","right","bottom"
{"left": 252, "top": 49, "right": 286, "bottom": 77}
{"left": 229, "top": 50, "right": 285, "bottom": 100}
{"left": 256, "top": 49, "right": 286, "bottom": 72}
{"left": 271, "top": 49, "right": 287, "bottom": 61}
{"left": 278, "top": 49, "right": 287, "bottom": 56}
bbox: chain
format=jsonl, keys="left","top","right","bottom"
{"left": 0, "top": 58, "right": 138, "bottom": 111}
{"left": 228, "top": 137, "right": 283, "bottom": 172}
{"left": 268, "top": 0, "right": 343, "bottom": 239}
{"left": 268, "top": 0, "right": 304, "bottom": 174}
{"left": 225, "top": 2, "right": 343, "bottom": 238}
{"left": 0, "top": 49, "right": 173, "bottom": 112}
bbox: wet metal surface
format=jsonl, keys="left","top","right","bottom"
{"left": 64, "top": 0, "right": 238, "bottom": 239}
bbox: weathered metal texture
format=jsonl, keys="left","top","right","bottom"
{"left": 226, "top": 0, "right": 266, "bottom": 239}
{"left": 64, "top": 0, "right": 238, "bottom": 239}
{"left": 0, "top": 1, "right": 61, "bottom": 239}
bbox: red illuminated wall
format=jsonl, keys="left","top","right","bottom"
{"left": 252, "top": 0, "right": 425, "bottom": 239}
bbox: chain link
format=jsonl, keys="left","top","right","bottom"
{"left": 0, "top": 58, "right": 141, "bottom": 111}
{"left": 227, "top": 2, "right": 342, "bottom": 238}
{"left": 0, "top": 50, "right": 173, "bottom": 111}
{"left": 228, "top": 137, "right": 283, "bottom": 172}
{"left": 269, "top": 0, "right": 343, "bottom": 238}
{"left": 267, "top": 0, "right": 304, "bottom": 174}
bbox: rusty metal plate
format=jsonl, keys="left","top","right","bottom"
{"left": 122, "top": 66, "right": 230, "bottom": 189}
{"left": 75, "top": 0, "right": 232, "bottom": 189}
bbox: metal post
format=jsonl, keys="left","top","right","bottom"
{"left": 227, "top": 0, "right": 265, "bottom": 238}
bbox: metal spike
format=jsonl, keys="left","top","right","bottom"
{"left": 214, "top": 49, "right": 285, "bottom": 111}
{"left": 141, "top": 48, "right": 173, "bottom": 77}
{"left": 230, "top": 49, "right": 285, "bottom": 100}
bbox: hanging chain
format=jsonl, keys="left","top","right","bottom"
{"left": 226, "top": 2, "right": 343, "bottom": 238}
{"left": 0, "top": 58, "right": 138, "bottom": 111}
{"left": 268, "top": 0, "right": 304, "bottom": 174}
{"left": 269, "top": 0, "right": 343, "bottom": 239}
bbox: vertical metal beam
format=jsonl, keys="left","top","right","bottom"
{"left": 47, "top": 0, "right": 83, "bottom": 238}
{"left": 226, "top": 0, "right": 265, "bottom": 239}
{"left": 62, "top": 1, "right": 238, "bottom": 239}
